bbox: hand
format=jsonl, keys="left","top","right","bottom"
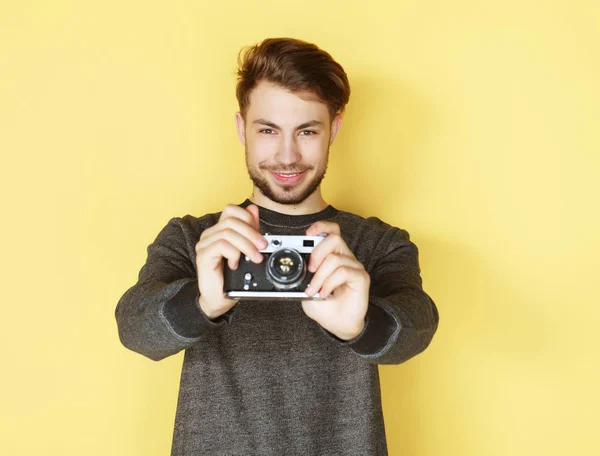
{"left": 194, "top": 204, "right": 267, "bottom": 319}
{"left": 301, "top": 221, "right": 370, "bottom": 340}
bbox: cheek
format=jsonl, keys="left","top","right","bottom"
{"left": 300, "top": 137, "right": 328, "bottom": 158}
{"left": 246, "top": 136, "right": 278, "bottom": 162}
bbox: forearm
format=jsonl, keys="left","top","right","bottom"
{"left": 320, "top": 286, "right": 438, "bottom": 364}
{"left": 115, "top": 277, "right": 235, "bottom": 361}
{"left": 318, "top": 222, "right": 440, "bottom": 364}
{"left": 115, "top": 215, "right": 239, "bottom": 361}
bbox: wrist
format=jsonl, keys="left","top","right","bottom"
{"left": 198, "top": 296, "right": 221, "bottom": 320}
{"left": 336, "top": 318, "right": 367, "bottom": 341}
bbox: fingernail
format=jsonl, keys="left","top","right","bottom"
{"left": 254, "top": 252, "right": 263, "bottom": 262}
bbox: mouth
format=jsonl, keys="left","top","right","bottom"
{"left": 270, "top": 170, "right": 307, "bottom": 184}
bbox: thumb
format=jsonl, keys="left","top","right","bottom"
{"left": 246, "top": 204, "right": 260, "bottom": 231}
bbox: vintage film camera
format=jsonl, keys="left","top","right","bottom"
{"left": 223, "top": 234, "right": 327, "bottom": 300}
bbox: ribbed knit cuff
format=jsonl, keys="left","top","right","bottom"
{"left": 162, "top": 279, "right": 237, "bottom": 338}
{"left": 319, "top": 300, "right": 399, "bottom": 356}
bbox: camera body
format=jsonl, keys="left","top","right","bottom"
{"left": 223, "top": 234, "right": 327, "bottom": 300}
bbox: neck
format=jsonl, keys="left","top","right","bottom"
{"left": 249, "top": 187, "right": 328, "bottom": 215}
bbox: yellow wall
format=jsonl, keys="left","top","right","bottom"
{"left": 1, "top": 1, "right": 598, "bottom": 454}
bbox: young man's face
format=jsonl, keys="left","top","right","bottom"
{"left": 235, "top": 80, "right": 342, "bottom": 206}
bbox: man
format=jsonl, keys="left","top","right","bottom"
{"left": 116, "top": 37, "right": 439, "bottom": 455}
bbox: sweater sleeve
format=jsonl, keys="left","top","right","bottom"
{"left": 115, "top": 216, "right": 237, "bottom": 361}
{"left": 319, "top": 226, "right": 439, "bottom": 365}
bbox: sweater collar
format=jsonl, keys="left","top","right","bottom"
{"left": 238, "top": 198, "right": 339, "bottom": 228}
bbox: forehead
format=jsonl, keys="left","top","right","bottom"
{"left": 247, "top": 80, "right": 329, "bottom": 124}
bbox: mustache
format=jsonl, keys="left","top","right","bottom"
{"left": 259, "top": 164, "right": 313, "bottom": 173}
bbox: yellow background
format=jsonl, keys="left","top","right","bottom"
{"left": 1, "top": 1, "right": 598, "bottom": 454}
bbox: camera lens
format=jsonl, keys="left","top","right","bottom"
{"left": 266, "top": 248, "right": 306, "bottom": 290}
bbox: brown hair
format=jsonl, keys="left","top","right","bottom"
{"left": 236, "top": 37, "right": 351, "bottom": 122}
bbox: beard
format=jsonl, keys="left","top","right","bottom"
{"left": 245, "top": 144, "right": 329, "bottom": 206}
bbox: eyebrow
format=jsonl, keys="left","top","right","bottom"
{"left": 251, "top": 118, "right": 324, "bottom": 130}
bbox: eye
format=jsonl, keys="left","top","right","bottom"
{"left": 259, "top": 128, "right": 275, "bottom": 134}
{"left": 300, "top": 130, "right": 317, "bottom": 136}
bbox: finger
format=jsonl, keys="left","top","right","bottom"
{"left": 199, "top": 238, "right": 247, "bottom": 270}
{"left": 306, "top": 254, "right": 363, "bottom": 297}
{"left": 197, "top": 229, "right": 264, "bottom": 265}
{"left": 319, "top": 266, "right": 370, "bottom": 299}
{"left": 218, "top": 204, "right": 257, "bottom": 227}
{"left": 308, "top": 233, "right": 355, "bottom": 273}
{"left": 246, "top": 204, "right": 261, "bottom": 231}
{"left": 203, "top": 207, "right": 266, "bottom": 251}
{"left": 204, "top": 216, "right": 266, "bottom": 250}
{"left": 306, "top": 221, "right": 341, "bottom": 237}
{"left": 203, "top": 205, "right": 257, "bottom": 241}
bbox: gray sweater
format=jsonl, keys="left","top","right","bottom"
{"left": 115, "top": 199, "right": 439, "bottom": 455}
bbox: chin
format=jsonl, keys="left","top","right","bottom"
{"left": 260, "top": 181, "right": 313, "bottom": 205}
{"left": 268, "top": 188, "right": 310, "bottom": 205}
{"left": 248, "top": 166, "right": 325, "bottom": 206}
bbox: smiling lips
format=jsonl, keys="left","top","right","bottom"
{"left": 270, "top": 170, "right": 306, "bottom": 184}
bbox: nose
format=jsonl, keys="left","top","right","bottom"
{"left": 275, "top": 135, "right": 301, "bottom": 166}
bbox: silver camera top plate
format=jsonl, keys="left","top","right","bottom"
{"left": 260, "top": 234, "right": 326, "bottom": 253}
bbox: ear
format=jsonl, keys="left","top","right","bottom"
{"left": 235, "top": 111, "right": 246, "bottom": 145}
{"left": 329, "top": 114, "right": 343, "bottom": 146}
